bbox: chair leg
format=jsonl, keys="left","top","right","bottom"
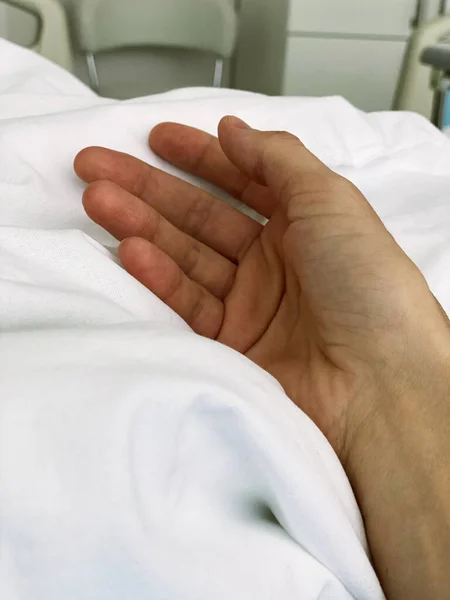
{"left": 213, "top": 58, "right": 224, "bottom": 88}
{"left": 86, "top": 52, "right": 100, "bottom": 93}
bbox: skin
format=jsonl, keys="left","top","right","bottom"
{"left": 74, "top": 117, "right": 450, "bottom": 599}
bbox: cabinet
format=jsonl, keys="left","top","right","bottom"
{"left": 288, "top": 0, "right": 417, "bottom": 36}
{"left": 284, "top": 37, "right": 408, "bottom": 112}
{"left": 283, "top": 0, "right": 431, "bottom": 111}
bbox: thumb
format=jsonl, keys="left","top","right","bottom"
{"left": 217, "top": 116, "right": 422, "bottom": 313}
{"left": 217, "top": 116, "right": 376, "bottom": 222}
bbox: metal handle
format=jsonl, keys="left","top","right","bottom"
{"left": 421, "top": 44, "right": 450, "bottom": 71}
{"left": 411, "top": 0, "right": 431, "bottom": 28}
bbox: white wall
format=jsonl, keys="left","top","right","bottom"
{"left": 0, "top": 4, "right": 7, "bottom": 38}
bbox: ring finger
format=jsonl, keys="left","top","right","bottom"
{"left": 83, "top": 180, "right": 237, "bottom": 299}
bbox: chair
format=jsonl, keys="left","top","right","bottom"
{"left": 2, "top": 0, "right": 73, "bottom": 71}
{"left": 394, "top": 14, "right": 450, "bottom": 120}
{"left": 69, "top": 0, "right": 238, "bottom": 92}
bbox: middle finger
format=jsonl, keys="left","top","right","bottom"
{"left": 83, "top": 180, "right": 237, "bottom": 299}
{"left": 75, "top": 147, "right": 262, "bottom": 262}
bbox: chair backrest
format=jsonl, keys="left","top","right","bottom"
{"left": 2, "top": 0, "right": 73, "bottom": 70}
{"left": 72, "top": 0, "right": 237, "bottom": 59}
{"left": 394, "top": 14, "right": 450, "bottom": 119}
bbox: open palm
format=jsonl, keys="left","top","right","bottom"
{"left": 75, "top": 117, "right": 443, "bottom": 456}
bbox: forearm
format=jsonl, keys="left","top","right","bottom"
{"left": 346, "top": 354, "right": 450, "bottom": 599}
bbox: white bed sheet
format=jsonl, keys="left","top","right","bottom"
{"left": 1, "top": 39, "right": 450, "bottom": 600}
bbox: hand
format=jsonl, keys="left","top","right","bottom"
{"left": 74, "top": 117, "right": 450, "bottom": 461}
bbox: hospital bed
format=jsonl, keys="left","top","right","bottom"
{"left": 1, "top": 6, "right": 450, "bottom": 596}
{"left": 395, "top": 13, "right": 450, "bottom": 130}
{"left": 421, "top": 43, "right": 450, "bottom": 130}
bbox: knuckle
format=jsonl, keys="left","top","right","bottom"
{"left": 163, "top": 266, "right": 183, "bottom": 304}
{"left": 181, "top": 194, "right": 213, "bottom": 237}
{"left": 268, "top": 130, "right": 301, "bottom": 144}
{"left": 327, "top": 175, "right": 353, "bottom": 194}
{"left": 191, "top": 136, "right": 215, "bottom": 172}
{"left": 183, "top": 243, "right": 202, "bottom": 278}
{"left": 189, "top": 292, "right": 207, "bottom": 328}
{"left": 219, "top": 267, "right": 237, "bottom": 299}
{"left": 130, "top": 169, "right": 151, "bottom": 199}
{"left": 138, "top": 207, "right": 160, "bottom": 241}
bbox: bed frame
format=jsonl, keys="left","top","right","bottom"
{"left": 2, "top": 0, "right": 72, "bottom": 70}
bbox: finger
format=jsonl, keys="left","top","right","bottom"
{"left": 217, "top": 116, "right": 377, "bottom": 221}
{"left": 75, "top": 147, "right": 261, "bottom": 262}
{"left": 84, "top": 181, "right": 237, "bottom": 299}
{"left": 120, "top": 238, "right": 224, "bottom": 339}
{"left": 149, "top": 123, "right": 276, "bottom": 218}
{"left": 433, "top": 294, "right": 450, "bottom": 324}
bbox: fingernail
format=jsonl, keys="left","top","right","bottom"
{"left": 228, "top": 116, "right": 251, "bottom": 130}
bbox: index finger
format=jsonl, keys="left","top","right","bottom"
{"left": 150, "top": 123, "right": 276, "bottom": 219}
{"left": 74, "top": 146, "right": 262, "bottom": 262}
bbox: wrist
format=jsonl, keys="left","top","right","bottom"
{"left": 340, "top": 342, "right": 450, "bottom": 599}
{"left": 342, "top": 334, "right": 450, "bottom": 478}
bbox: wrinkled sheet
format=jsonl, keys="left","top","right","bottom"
{"left": 2, "top": 38, "right": 450, "bottom": 600}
